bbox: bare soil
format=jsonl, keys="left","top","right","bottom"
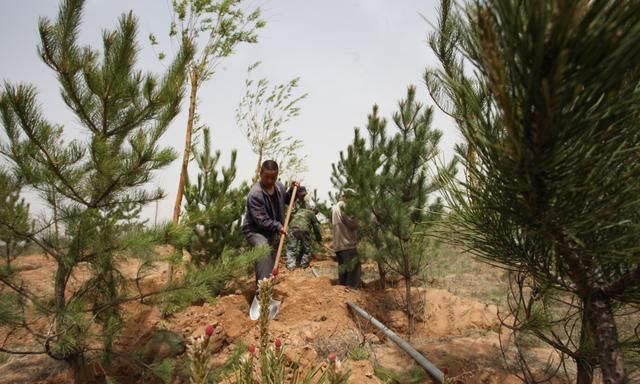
{"left": 0, "top": 248, "right": 569, "bottom": 383}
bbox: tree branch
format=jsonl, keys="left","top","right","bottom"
{"left": 602, "top": 266, "right": 640, "bottom": 298}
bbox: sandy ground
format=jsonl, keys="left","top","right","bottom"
{"left": 0, "top": 249, "right": 570, "bottom": 383}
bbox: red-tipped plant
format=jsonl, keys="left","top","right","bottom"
{"left": 188, "top": 325, "right": 220, "bottom": 384}
{"left": 205, "top": 324, "right": 215, "bottom": 337}
{"left": 326, "top": 351, "right": 350, "bottom": 384}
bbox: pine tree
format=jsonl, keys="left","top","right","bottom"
{"left": 183, "top": 127, "right": 248, "bottom": 265}
{"left": 311, "top": 188, "right": 331, "bottom": 220}
{"left": 427, "top": 1, "right": 640, "bottom": 382}
{"left": 236, "top": 62, "right": 308, "bottom": 183}
{"left": 332, "top": 87, "right": 454, "bottom": 337}
{"left": 330, "top": 105, "right": 389, "bottom": 287}
{"left": 0, "top": 0, "right": 192, "bottom": 381}
{"left": 369, "top": 87, "right": 453, "bottom": 338}
{"left": 0, "top": 168, "right": 31, "bottom": 267}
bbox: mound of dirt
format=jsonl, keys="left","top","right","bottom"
{"left": 1, "top": 253, "right": 527, "bottom": 383}
{"left": 152, "top": 260, "right": 512, "bottom": 383}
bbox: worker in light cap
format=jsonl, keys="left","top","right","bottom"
{"left": 331, "top": 188, "right": 361, "bottom": 288}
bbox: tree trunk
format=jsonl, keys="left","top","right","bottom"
{"left": 377, "top": 260, "right": 386, "bottom": 289}
{"left": 54, "top": 261, "right": 68, "bottom": 312}
{"left": 173, "top": 70, "right": 199, "bottom": 224}
{"left": 577, "top": 306, "right": 595, "bottom": 384}
{"left": 6, "top": 243, "right": 12, "bottom": 267}
{"left": 52, "top": 189, "right": 59, "bottom": 248}
{"left": 586, "top": 296, "right": 627, "bottom": 384}
{"left": 252, "top": 147, "right": 263, "bottom": 184}
{"left": 405, "top": 275, "right": 414, "bottom": 340}
{"left": 68, "top": 353, "right": 103, "bottom": 384}
{"left": 168, "top": 70, "right": 198, "bottom": 284}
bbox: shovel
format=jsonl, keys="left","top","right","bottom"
{"left": 249, "top": 183, "right": 299, "bottom": 321}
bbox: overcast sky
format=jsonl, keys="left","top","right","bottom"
{"left": 0, "top": 0, "right": 460, "bottom": 223}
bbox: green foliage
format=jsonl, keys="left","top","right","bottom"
{"left": 187, "top": 327, "right": 218, "bottom": 384}
{"left": 229, "top": 343, "right": 299, "bottom": 384}
{"left": 311, "top": 188, "right": 331, "bottom": 220}
{"left": 0, "top": 0, "right": 192, "bottom": 372}
{"left": 208, "top": 342, "right": 246, "bottom": 382}
{"left": 0, "top": 292, "right": 24, "bottom": 327}
{"left": 325, "top": 359, "right": 350, "bottom": 384}
{"left": 236, "top": 62, "right": 308, "bottom": 183}
{"left": 347, "top": 344, "right": 369, "bottom": 361}
{"left": 150, "top": 358, "right": 174, "bottom": 384}
{"left": 0, "top": 168, "right": 31, "bottom": 266}
{"left": 166, "top": 0, "right": 265, "bottom": 139}
{"left": 331, "top": 86, "right": 455, "bottom": 335}
{"left": 160, "top": 245, "right": 268, "bottom": 315}
{"left": 155, "top": 221, "right": 193, "bottom": 251}
{"left": 225, "top": 278, "right": 345, "bottom": 384}
{"left": 144, "top": 221, "right": 192, "bottom": 286}
{"left": 427, "top": 0, "right": 640, "bottom": 381}
{"left": 48, "top": 298, "right": 91, "bottom": 359}
{"left": 152, "top": 0, "right": 265, "bottom": 226}
{"left": 373, "top": 363, "right": 428, "bottom": 384}
{"left": 183, "top": 127, "right": 248, "bottom": 265}
{"left": 180, "top": 278, "right": 351, "bottom": 383}
{"left": 157, "top": 0, "right": 265, "bottom": 81}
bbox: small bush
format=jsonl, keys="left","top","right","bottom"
{"left": 347, "top": 345, "right": 369, "bottom": 361}
{"left": 373, "top": 363, "right": 427, "bottom": 384}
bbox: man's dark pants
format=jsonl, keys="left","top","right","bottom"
{"left": 246, "top": 232, "right": 278, "bottom": 285}
{"left": 336, "top": 248, "right": 361, "bottom": 288}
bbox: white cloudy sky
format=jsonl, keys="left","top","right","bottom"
{"left": 0, "top": 0, "right": 460, "bottom": 222}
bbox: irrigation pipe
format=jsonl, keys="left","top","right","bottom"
{"left": 346, "top": 301, "right": 444, "bottom": 383}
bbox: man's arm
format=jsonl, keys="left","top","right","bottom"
{"left": 339, "top": 203, "right": 358, "bottom": 230}
{"left": 248, "top": 193, "right": 283, "bottom": 233}
{"left": 284, "top": 187, "right": 293, "bottom": 204}
{"left": 283, "top": 181, "right": 300, "bottom": 203}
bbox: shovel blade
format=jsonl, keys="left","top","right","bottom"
{"left": 249, "top": 295, "right": 282, "bottom": 321}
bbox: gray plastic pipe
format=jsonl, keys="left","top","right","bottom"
{"left": 346, "top": 301, "right": 444, "bottom": 383}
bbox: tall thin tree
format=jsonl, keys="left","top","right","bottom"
{"left": 332, "top": 87, "right": 455, "bottom": 337}
{"left": 183, "top": 127, "right": 248, "bottom": 265}
{"left": 150, "top": 0, "right": 265, "bottom": 224}
{"left": 236, "top": 62, "right": 308, "bottom": 183}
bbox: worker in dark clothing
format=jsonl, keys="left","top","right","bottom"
{"left": 242, "top": 160, "right": 298, "bottom": 284}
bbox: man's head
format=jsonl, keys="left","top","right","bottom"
{"left": 259, "top": 160, "right": 279, "bottom": 189}
{"left": 296, "top": 186, "right": 307, "bottom": 200}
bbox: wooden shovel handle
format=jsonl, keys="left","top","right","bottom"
{"left": 273, "top": 184, "right": 298, "bottom": 270}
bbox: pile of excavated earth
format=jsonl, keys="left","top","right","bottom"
{"left": 0, "top": 248, "right": 565, "bottom": 383}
